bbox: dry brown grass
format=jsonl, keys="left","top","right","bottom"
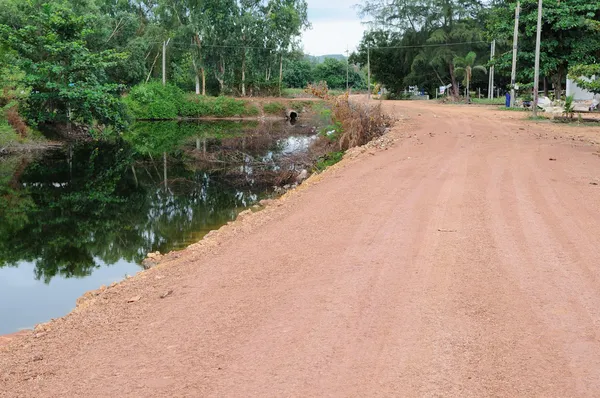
{"left": 6, "top": 105, "right": 28, "bottom": 138}
{"left": 306, "top": 82, "right": 392, "bottom": 151}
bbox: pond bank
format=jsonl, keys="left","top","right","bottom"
{"left": 0, "top": 119, "right": 326, "bottom": 335}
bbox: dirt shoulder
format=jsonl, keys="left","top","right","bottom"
{"left": 2, "top": 101, "right": 600, "bottom": 397}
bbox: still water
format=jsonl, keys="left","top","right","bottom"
{"left": 0, "top": 120, "right": 317, "bottom": 334}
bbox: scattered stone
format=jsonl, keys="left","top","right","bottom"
{"left": 438, "top": 229, "right": 458, "bottom": 233}
{"left": 34, "top": 323, "right": 51, "bottom": 333}
{"left": 236, "top": 209, "right": 253, "bottom": 221}
{"left": 591, "top": 182, "right": 598, "bottom": 186}
{"left": 295, "top": 169, "right": 308, "bottom": 184}
{"left": 127, "top": 296, "right": 141, "bottom": 303}
{"left": 33, "top": 355, "right": 43, "bottom": 362}
{"left": 160, "top": 290, "right": 174, "bottom": 299}
{"left": 549, "top": 158, "right": 557, "bottom": 161}
{"left": 34, "top": 332, "right": 47, "bottom": 339}
{"left": 142, "top": 251, "right": 163, "bottom": 269}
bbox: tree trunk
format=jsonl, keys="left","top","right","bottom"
{"left": 192, "top": 59, "right": 200, "bottom": 94}
{"left": 466, "top": 73, "right": 470, "bottom": 103}
{"left": 201, "top": 68, "right": 206, "bottom": 96}
{"left": 279, "top": 55, "right": 283, "bottom": 97}
{"left": 449, "top": 62, "right": 459, "bottom": 99}
{"left": 241, "top": 50, "right": 246, "bottom": 97}
{"left": 553, "top": 65, "right": 565, "bottom": 99}
{"left": 163, "top": 152, "right": 167, "bottom": 191}
{"left": 215, "top": 56, "right": 225, "bottom": 94}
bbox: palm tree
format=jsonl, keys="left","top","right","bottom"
{"left": 453, "top": 52, "right": 487, "bottom": 102}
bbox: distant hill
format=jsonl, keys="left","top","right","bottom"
{"left": 305, "top": 54, "right": 347, "bottom": 63}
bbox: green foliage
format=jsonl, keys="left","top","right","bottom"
{"left": 564, "top": 95, "right": 575, "bottom": 119}
{"left": 488, "top": 0, "right": 600, "bottom": 98}
{"left": 124, "top": 82, "right": 184, "bottom": 120}
{"left": 123, "top": 121, "right": 249, "bottom": 155}
{"left": 263, "top": 102, "right": 286, "bottom": 114}
{"left": 314, "top": 151, "right": 344, "bottom": 171}
{"left": 0, "top": 1, "right": 129, "bottom": 131}
{"left": 180, "top": 96, "right": 254, "bottom": 118}
{"left": 570, "top": 64, "right": 600, "bottom": 95}
{"left": 283, "top": 60, "right": 314, "bottom": 88}
{"left": 314, "top": 58, "right": 366, "bottom": 90}
{"left": 355, "top": 0, "right": 487, "bottom": 97}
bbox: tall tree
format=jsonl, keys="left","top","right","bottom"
{"left": 453, "top": 51, "right": 487, "bottom": 101}
{"left": 0, "top": 0, "right": 129, "bottom": 131}
{"left": 488, "top": 0, "right": 600, "bottom": 98}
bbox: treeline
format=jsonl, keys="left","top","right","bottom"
{"left": 0, "top": 0, "right": 310, "bottom": 133}
{"left": 353, "top": 0, "right": 600, "bottom": 99}
{"left": 284, "top": 57, "right": 367, "bottom": 90}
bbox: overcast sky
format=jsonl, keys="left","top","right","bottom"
{"left": 301, "top": 0, "right": 366, "bottom": 56}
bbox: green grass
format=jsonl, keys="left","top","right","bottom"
{"left": 527, "top": 115, "right": 549, "bottom": 121}
{"left": 314, "top": 151, "right": 344, "bottom": 172}
{"left": 497, "top": 106, "right": 530, "bottom": 112}
{"left": 282, "top": 88, "right": 309, "bottom": 98}
{"left": 0, "top": 120, "right": 46, "bottom": 148}
{"left": 263, "top": 102, "right": 286, "bottom": 114}
{"left": 471, "top": 98, "right": 505, "bottom": 105}
{"left": 0, "top": 121, "right": 19, "bottom": 147}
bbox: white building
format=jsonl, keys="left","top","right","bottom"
{"left": 566, "top": 77, "right": 599, "bottom": 100}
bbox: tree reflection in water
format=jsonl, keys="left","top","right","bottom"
{"left": 0, "top": 120, "right": 317, "bottom": 283}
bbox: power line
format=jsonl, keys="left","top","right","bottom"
{"left": 147, "top": 40, "right": 489, "bottom": 51}
{"left": 364, "top": 41, "right": 489, "bottom": 50}
{"left": 147, "top": 41, "right": 279, "bottom": 50}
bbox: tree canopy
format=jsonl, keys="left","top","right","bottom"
{"left": 0, "top": 0, "right": 312, "bottom": 133}
{"left": 354, "top": 0, "right": 600, "bottom": 99}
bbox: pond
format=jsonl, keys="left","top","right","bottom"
{"left": 0, "top": 120, "right": 319, "bottom": 334}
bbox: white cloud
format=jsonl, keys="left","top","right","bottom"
{"left": 301, "top": 0, "right": 366, "bottom": 55}
{"left": 302, "top": 20, "right": 365, "bottom": 55}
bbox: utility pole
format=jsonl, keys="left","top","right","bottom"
{"left": 367, "top": 45, "right": 371, "bottom": 101}
{"left": 346, "top": 45, "right": 349, "bottom": 93}
{"left": 510, "top": 2, "right": 520, "bottom": 107}
{"left": 162, "top": 38, "right": 170, "bottom": 86}
{"left": 532, "top": 0, "right": 543, "bottom": 117}
{"left": 488, "top": 40, "right": 496, "bottom": 99}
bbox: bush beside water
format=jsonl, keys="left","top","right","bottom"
{"left": 125, "top": 82, "right": 267, "bottom": 120}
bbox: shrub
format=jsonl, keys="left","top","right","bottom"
{"left": 263, "top": 102, "right": 286, "bottom": 114}
{"left": 564, "top": 95, "right": 575, "bottom": 119}
{"left": 180, "top": 96, "right": 252, "bottom": 118}
{"left": 124, "top": 82, "right": 184, "bottom": 119}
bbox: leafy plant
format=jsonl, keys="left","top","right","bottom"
{"left": 564, "top": 95, "right": 575, "bottom": 119}
{"left": 453, "top": 52, "right": 487, "bottom": 102}
{"left": 0, "top": 1, "right": 129, "bottom": 132}
{"left": 124, "top": 82, "right": 184, "bottom": 120}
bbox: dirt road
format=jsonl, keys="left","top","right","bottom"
{"left": 2, "top": 102, "right": 600, "bottom": 397}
